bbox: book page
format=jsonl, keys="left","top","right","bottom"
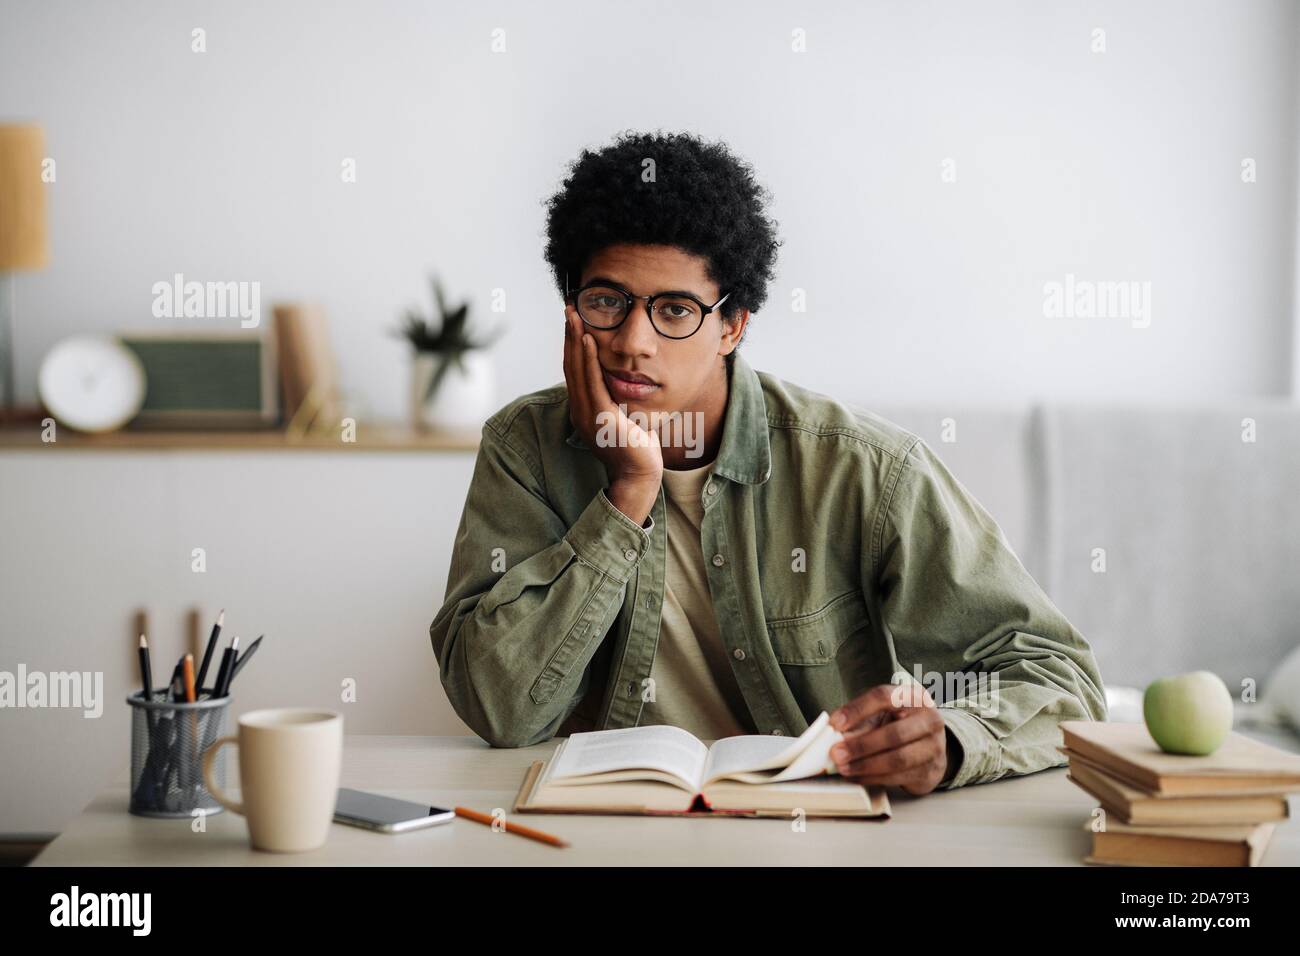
{"left": 761, "top": 721, "right": 841, "bottom": 782}
{"left": 701, "top": 779, "right": 873, "bottom": 815}
{"left": 547, "top": 725, "right": 709, "bottom": 789}
{"left": 702, "top": 734, "right": 801, "bottom": 782}
{"left": 702, "top": 711, "right": 842, "bottom": 784}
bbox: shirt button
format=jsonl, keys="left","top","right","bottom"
{"left": 732, "top": 648, "right": 746, "bottom": 661}
{"left": 711, "top": 554, "right": 725, "bottom": 567}
{"left": 624, "top": 548, "right": 637, "bottom": 561}
{"left": 705, "top": 483, "right": 716, "bottom": 495}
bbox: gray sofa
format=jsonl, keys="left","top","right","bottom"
{"left": 868, "top": 400, "right": 1300, "bottom": 737}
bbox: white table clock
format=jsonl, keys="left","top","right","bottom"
{"left": 38, "top": 335, "right": 147, "bottom": 433}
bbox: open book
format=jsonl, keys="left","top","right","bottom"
{"left": 514, "top": 712, "right": 891, "bottom": 818}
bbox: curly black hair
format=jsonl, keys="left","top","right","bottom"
{"left": 542, "top": 129, "right": 781, "bottom": 336}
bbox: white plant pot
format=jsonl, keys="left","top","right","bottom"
{"left": 412, "top": 351, "right": 495, "bottom": 431}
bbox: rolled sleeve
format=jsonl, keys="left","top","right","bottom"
{"left": 937, "top": 707, "right": 1002, "bottom": 790}
{"left": 564, "top": 488, "right": 654, "bottom": 578}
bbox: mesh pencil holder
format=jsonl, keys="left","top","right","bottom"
{"left": 127, "top": 690, "right": 231, "bottom": 818}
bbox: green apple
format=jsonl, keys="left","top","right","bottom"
{"left": 1143, "top": 671, "right": 1234, "bottom": 755}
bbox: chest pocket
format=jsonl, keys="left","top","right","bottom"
{"left": 765, "top": 589, "right": 872, "bottom": 665}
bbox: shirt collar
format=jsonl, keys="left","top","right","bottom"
{"left": 564, "top": 351, "right": 772, "bottom": 486}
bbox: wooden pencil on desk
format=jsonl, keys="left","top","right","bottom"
{"left": 454, "top": 806, "right": 569, "bottom": 848}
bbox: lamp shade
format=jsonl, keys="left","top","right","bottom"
{"left": 0, "top": 124, "right": 49, "bottom": 271}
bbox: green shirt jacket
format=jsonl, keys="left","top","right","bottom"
{"left": 430, "top": 353, "right": 1108, "bottom": 789}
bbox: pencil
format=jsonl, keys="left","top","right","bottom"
{"left": 166, "top": 659, "right": 184, "bottom": 702}
{"left": 213, "top": 636, "right": 240, "bottom": 698}
{"left": 132, "top": 634, "right": 162, "bottom": 806}
{"left": 229, "top": 634, "right": 262, "bottom": 683}
{"left": 182, "top": 653, "right": 196, "bottom": 703}
{"left": 137, "top": 634, "right": 153, "bottom": 703}
{"left": 453, "top": 806, "right": 569, "bottom": 848}
{"left": 195, "top": 610, "right": 223, "bottom": 695}
{"left": 181, "top": 653, "right": 198, "bottom": 791}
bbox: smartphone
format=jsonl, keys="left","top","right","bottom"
{"left": 334, "top": 787, "right": 455, "bottom": 833}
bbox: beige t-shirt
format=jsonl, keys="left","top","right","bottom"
{"left": 637, "top": 461, "right": 753, "bottom": 739}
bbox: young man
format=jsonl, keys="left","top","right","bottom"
{"left": 431, "top": 131, "right": 1106, "bottom": 795}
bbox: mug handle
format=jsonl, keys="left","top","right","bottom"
{"left": 202, "top": 736, "right": 245, "bottom": 816}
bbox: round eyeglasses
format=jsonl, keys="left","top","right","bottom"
{"left": 565, "top": 273, "right": 732, "bottom": 340}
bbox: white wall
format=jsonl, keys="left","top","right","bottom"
{"left": 0, "top": 450, "right": 477, "bottom": 833}
{"left": 1, "top": 0, "right": 1297, "bottom": 416}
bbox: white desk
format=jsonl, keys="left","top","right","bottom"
{"left": 31, "top": 735, "right": 1300, "bottom": 866}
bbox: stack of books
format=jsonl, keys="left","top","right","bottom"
{"left": 1060, "top": 721, "right": 1300, "bottom": 866}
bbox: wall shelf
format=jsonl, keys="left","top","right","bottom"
{"left": 0, "top": 422, "right": 481, "bottom": 453}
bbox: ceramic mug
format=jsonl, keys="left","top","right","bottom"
{"left": 202, "top": 708, "right": 343, "bottom": 852}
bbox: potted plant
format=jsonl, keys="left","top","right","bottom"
{"left": 395, "top": 276, "right": 501, "bottom": 430}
